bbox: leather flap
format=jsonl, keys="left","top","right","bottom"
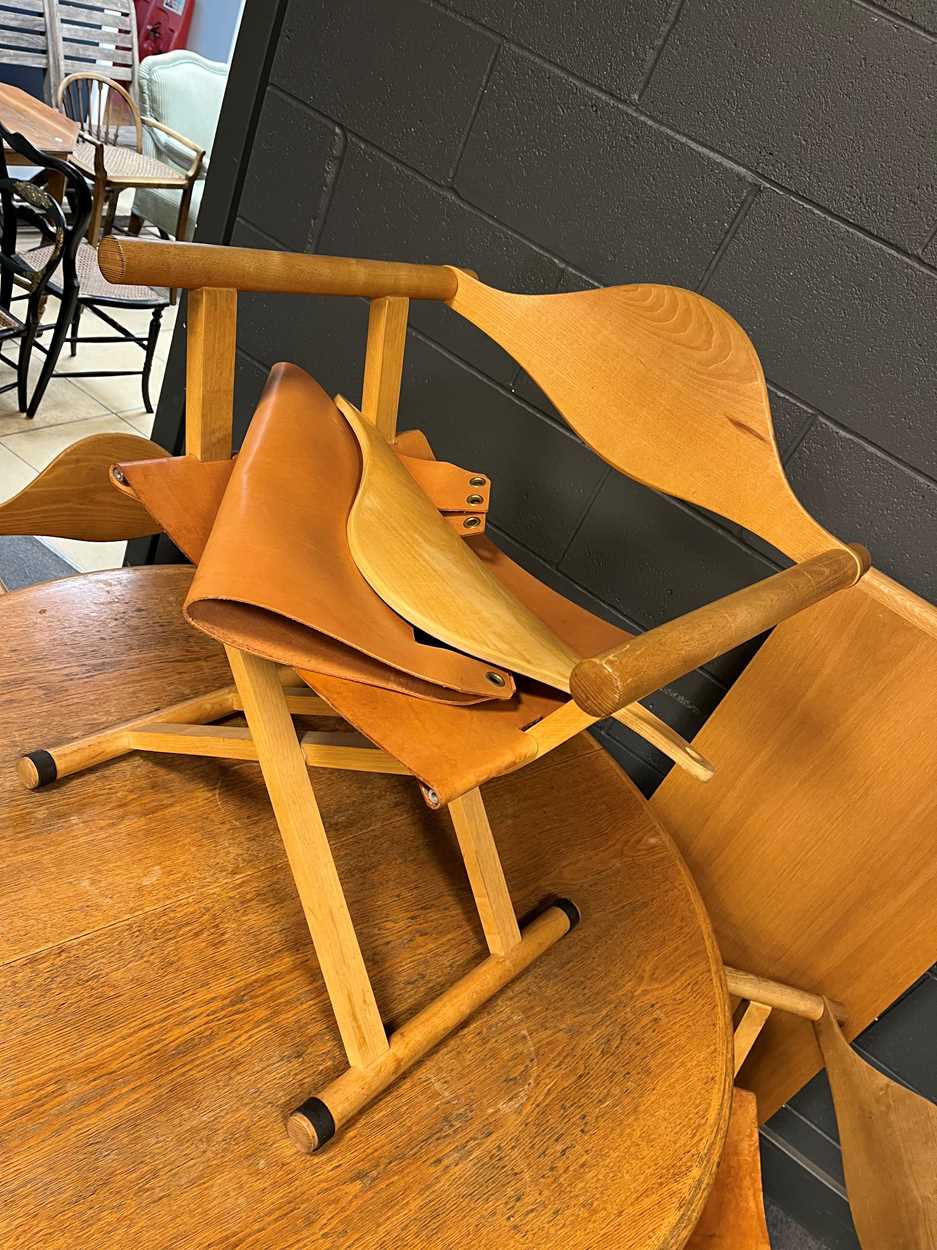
{"left": 118, "top": 363, "right": 514, "bottom": 703}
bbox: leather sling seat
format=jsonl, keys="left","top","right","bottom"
{"left": 117, "top": 362, "right": 632, "bottom": 804}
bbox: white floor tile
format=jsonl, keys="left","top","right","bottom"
{"left": 69, "top": 355, "right": 166, "bottom": 414}
{"left": 43, "top": 535, "right": 127, "bottom": 572}
{"left": 119, "top": 409, "right": 156, "bottom": 437}
{"left": 1, "top": 412, "right": 140, "bottom": 472}
{"left": 0, "top": 360, "right": 109, "bottom": 434}
{"left": 0, "top": 441, "right": 36, "bottom": 501}
{"left": 73, "top": 304, "right": 170, "bottom": 344}
{"left": 57, "top": 337, "right": 154, "bottom": 376}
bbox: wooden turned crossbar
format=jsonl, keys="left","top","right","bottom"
{"left": 287, "top": 901, "right": 578, "bottom": 1153}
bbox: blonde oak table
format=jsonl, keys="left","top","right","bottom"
{"left": 0, "top": 566, "right": 731, "bottom": 1250}
{"left": 0, "top": 82, "right": 78, "bottom": 199}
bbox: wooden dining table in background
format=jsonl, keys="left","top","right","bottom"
{"left": 0, "top": 82, "right": 78, "bottom": 200}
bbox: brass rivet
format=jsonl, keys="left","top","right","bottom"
{"left": 485, "top": 671, "right": 506, "bottom": 687}
{"left": 469, "top": 476, "right": 486, "bottom": 486}
{"left": 462, "top": 516, "right": 481, "bottom": 529}
{"left": 466, "top": 493, "right": 483, "bottom": 505}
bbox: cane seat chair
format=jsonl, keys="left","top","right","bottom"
{"left": 2, "top": 236, "right": 871, "bottom": 1167}
{"left": 0, "top": 124, "right": 81, "bottom": 415}
{"left": 58, "top": 72, "right": 202, "bottom": 244}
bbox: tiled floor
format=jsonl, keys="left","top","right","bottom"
{"left": 0, "top": 293, "right": 175, "bottom": 572}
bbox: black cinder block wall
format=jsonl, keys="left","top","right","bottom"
{"left": 148, "top": 2, "right": 937, "bottom": 1244}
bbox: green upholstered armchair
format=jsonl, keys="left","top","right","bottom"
{"left": 129, "top": 50, "right": 227, "bottom": 242}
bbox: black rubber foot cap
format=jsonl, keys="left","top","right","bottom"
{"left": 553, "top": 897, "right": 581, "bottom": 930}
{"left": 293, "top": 1096, "right": 335, "bottom": 1148}
{"left": 25, "top": 749, "right": 57, "bottom": 787}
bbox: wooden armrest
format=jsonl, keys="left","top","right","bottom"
{"left": 98, "top": 237, "right": 461, "bottom": 300}
{"left": 76, "top": 129, "right": 105, "bottom": 176}
{"left": 141, "top": 116, "right": 205, "bottom": 179}
{"left": 570, "top": 546, "right": 870, "bottom": 719}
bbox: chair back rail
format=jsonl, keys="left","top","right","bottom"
{"left": 95, "top": 237, "right": 848, "bottom": 561}
{"left": 57, "top": 70, "right": 142, "bottom": 151}
{"left": 99, "top": 236, "right": 459, "bottom": 301}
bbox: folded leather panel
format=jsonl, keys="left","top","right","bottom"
{"left": 120, "top": 363, "right": 513, "bottom": 704}
{"left": 298, "top": 668, "right": 546, "bottom": 807}
{"left": 113, "top": 454, "right": 233, "bottom": 563}
{"left": 114, "top": 366, "right": 636, "bottom": 801}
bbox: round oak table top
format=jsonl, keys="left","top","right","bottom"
{"left": 0, "top": 83, "right": 78, "bottom": 161}
{"left": 0, "top": 566, "right": 731, "bottom": 1250}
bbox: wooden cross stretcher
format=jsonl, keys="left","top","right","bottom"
{"left": 6, "top": 237, "right": 871, "bottom": 1154}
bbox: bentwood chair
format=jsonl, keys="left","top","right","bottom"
{"left": 57, "top": 71, "right": 203, "bottom": 244}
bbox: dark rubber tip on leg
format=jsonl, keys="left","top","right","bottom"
{"left": 292, "top": 1096, "right": 335, "bottom": 1149}
{"left": 24, "top": 749, "right": 57, "bottom": 787}
{"left": 553, "top": 897, "right": 581, "bottom": 930}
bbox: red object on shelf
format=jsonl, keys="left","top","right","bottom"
{"left": 134, "top": 0, "right": 195, "bottom": 61}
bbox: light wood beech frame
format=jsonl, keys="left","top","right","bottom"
{"left": 16, "top": 238, "right": 869, "bottom": 1152}
{"left": 13, "top": 266, "right": 577, "bottom": 1152}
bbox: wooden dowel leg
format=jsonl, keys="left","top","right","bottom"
{"left": 448, "top": 788, "right": 521, "bottom": 956}
{"left": 16, "top": 684, "right": 239, "bottom": 790}
{"left": 226, "top": 646, "right": 388, "bottom": 1071}
{"left": 287, "top": 899, "right": 579, "bottom": 1154}
{"left": 733, "top": 1000, "right": 772, "bottom": 1075}
{"left": 361, "top": 295, "right": 408, "bottom": 440}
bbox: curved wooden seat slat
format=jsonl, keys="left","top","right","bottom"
{"left": 340, "top": 394, "right": 578, "bottom": 690}
{"left": 0, "top": 566, "right": 732, "bottom": 1250}
{"left": 0, "top": 432, "right": 167, "bottom": 541}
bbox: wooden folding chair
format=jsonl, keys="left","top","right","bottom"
{"left": 8, "top": 235, "right": 871, "bottom": 1155}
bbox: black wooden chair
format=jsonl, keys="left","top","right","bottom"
{"left": 0, "top": 124, "right": 169, "bottom": 419}
{"left": 26, "top": 236, "right": 169, "bottom": 414}
{"left": 0, "top": 125, "right": 79, "bottom": 415}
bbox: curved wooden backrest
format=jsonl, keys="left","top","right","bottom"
{"left": 338, "top": 395, "right": 578, "bottom": 690}
{"left": 0, "top": 433, "right": 167, "bottom": 541}
{"left": 448, "top": 273, "right": 842, "bottom": 562}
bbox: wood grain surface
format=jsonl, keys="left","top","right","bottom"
{"left": 0, "top": 432, "right": 168, "bottom": 541}
{"left": 447, "top": 274, "right": 844, "bottom": 563}
{"left": 0, "top": 82, "right": 78, "bottom": 158}
{"left": 0, "top": 567, "right": 731, "bottom": 1250}
{"left": 816, "top": 1004, "right": 937, "bottom": 1249}
{"left": 99, "top": 236, "right": 460, "bottom": 300}
{"left": 653, "top": 581, "right": 937, "bottom": 1119}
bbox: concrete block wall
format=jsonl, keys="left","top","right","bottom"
{"left": 149, "top": 2, "right": 937, "bottom": 1243}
